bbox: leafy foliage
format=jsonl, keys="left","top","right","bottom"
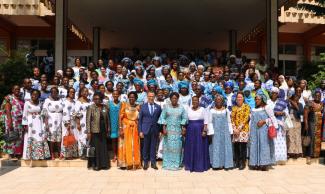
{"left": 299, "top": 53, "right": 325, "bottom": 90}
{"left": 297, "top": 0, "right": 325, "bottom": 16}
{"left": 0, "top": 49, "right": 32, "bottom": 101}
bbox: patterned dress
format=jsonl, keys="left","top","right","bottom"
{"left": 249, "top": 108, "right": 275, "bottom": 166}
{"left": 208, "top": 109, "right": 234, "bottom": 169}
{"left": 1, "top": 95, "right": 24, "bottom": 155}
{"left": 42, "top": 98, "right": 63, "bottom": 142}
{"left": 287, "top": 103, "right": 303, "bottom": 155}
{"left": 75, "top": 100, "right": 91, "bottom": 156}
{"left": 22, "top": 101, "right": 50, "bottom": 160}
{"left": 118, "top": 103, "right": 141, "bottom": 169}
{"left": 61, "top": 99, "right": 78, "bottom": 158}
{"left": 158, "top": 105, "right": 187, "bottom": 170}
{"left": 231, "top": 104, "right": 250, "bottom": 143}
{"left": 305, "top": 101, "right": 323, "bottom": 158}
{"left": 267, "top": 99, "right": 288, "bottom": 162}
{"left": 109, "top": 101, "right": 121, "bottom": 139}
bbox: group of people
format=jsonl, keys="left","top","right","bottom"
{"left": 1, "top": 50, "right": 325, "bottom": 172}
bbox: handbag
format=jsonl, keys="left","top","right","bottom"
{"left": 302, "top": 130, "right": 311, "bottom": 147}
{"left": 4, "top": 131, "right": 20, "bottom": 142}
{"left": 63, "top": 130, "right": 76, "bottom": 147}
{"left": 82, "top": 147, "right": 95, "bottom": 158}
{"left": 268, "top": 124, "right": 277, "bottom": 139}
{"left": 284, "top": 112, "right": 294, "bottom": 130}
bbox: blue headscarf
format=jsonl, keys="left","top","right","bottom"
{"left": 243, "top": 86, "right": 255, "bottom": 109}
{"left": 224, "top": 81, "right": 234, "bottom": 89}
{"left": 178, "top": 81, "right": 189, "bottom": 90}
{"left": 256, "top": 90, "right": 268, "bottom": 104}
{"left": 161, "top": 83, "right": 173, "bottom": 92}
{"left": 213, "top": 85, "right": 227, "bottom": 100}
{"left": 133, "top": 78, "right": 144, "bottom": 88}
{"left": 147, "top": 79, "right": 158, "bottom": 87}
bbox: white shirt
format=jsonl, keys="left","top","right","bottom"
{"left": 187, "top": 107, "right": 208, "bottom": 123}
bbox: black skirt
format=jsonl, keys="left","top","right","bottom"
{"left": 88, "top": 114, "right": 110, "bottom": 169}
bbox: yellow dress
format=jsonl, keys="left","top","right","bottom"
{"left": 117, "top": 103, "right": 141, "bottom": 169}
{"left": 231, "top": 104, "right": 250, "bottom": 142}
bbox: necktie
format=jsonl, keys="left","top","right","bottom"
{"left": 150, "top": 104, "right": 153, "bottom": 115}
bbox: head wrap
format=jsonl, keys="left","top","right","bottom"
{"left": 178, "top": 81, "right": 189, "bottom": 90}
{"left": 213, "top": 85, "right": 227, "bottom": 100}
{"left": 147, "top": 79, "right": 158, "bottom": 87}
{"left": 224, "top": 81, "right": 234, "bottom": 89}
{"left": 189, "top": 61, "right": 197, "bottom": 70}
{"left": 271, "top": 87, "right": 279, "bottom": 94}
{"left": 243, "top": 86, "right": 255, "bottom": 109}
{"left": 256, "top": 90, "right": 267, "bottom": 104}
{"left": 152, "top": 56, "right": 162, "bottom": 63}
{"left": 146, "top": 64, "right": 155, "bottom": 72}
{"left": 133, "top": 78, "right": 144, "bottom": 87}
{"left": 121, "top": 57, "right": 133, "bottom": 65}
{"left": 161, "top": 83, "right": 172, "bottom": 91}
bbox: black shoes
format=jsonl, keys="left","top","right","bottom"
{"left": 143, "top": 163, "right": 149, "bottom": 170}
{"left": 151, "top": 164, "right": 158, "bottom": 170}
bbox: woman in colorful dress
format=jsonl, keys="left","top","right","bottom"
{"left": 61, "top": 88, "right": 78, "bottom": 159}
{"left": 75, "top": 87, "right": 91, "bottom": 157}
{"left": 267, "top": 87, "right": 288, "bottom": 164}
{"left": 249, "top": 91, "right": 277, "bottom": 171}
{"left": 183, "top": 96, "right": 210, "bottom": 172}
{"left": 22, "top": 90, "right": 50, "bottom": 160}
{"left": 1, "top": 85, "right": 24, "bottom": 158}
{"left": 158, "top": 92, "right": 187, "bottom": 170}
{"left": 208, "top": 94, "right": 234, "bottom": 170}
{"left": 287, "top": 90, "right": 303, "bottom": 158}
{"left": 231, "top": 92, "right": 250, "bottom": 170}
{"left": 118, "top": 91, "right": 141, "bottom": 169}
{"left": 109, "top": 90, "right": 121, "bottom": 162}
{"left": 42, "top": 87, "right": 64, "bottom": 160}
{"left": 303, "top": 90, "right": 323, "bottom": 164}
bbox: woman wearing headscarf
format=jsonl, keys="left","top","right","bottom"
{"left": 133, "top": 78, "right": 147, "bottom": 105}
{"left": 207, "top": 94, "right": 233, "bottom": 170}
{"left": 178, "top": 81, "right": 191, "bottom": 107}
{"left": 278, "top": 75, "right": 289, "bottom": 100}
{"left": 300, "top": 80, "right": 312, "bottom": 103}
{"left": 303, "top": 90, "right": 323, "bottom": 164}
{"left": 184, "top": 96, "right": 210, "bottom": 172}
{"left": 158, "top": 92, "right": 187, "bottom": 170}
{"left": 267, "top": 87, "right": 288, "bottom": 164}
{"left": 231, "top": 92, "right": 251, "bottom": 170}
{"left": 243, "top": 86, "right": 255, "bottom": 109}
{"left": 249, "top": 91, "right": 277, "bottom": 171}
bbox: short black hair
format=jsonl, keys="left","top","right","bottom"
{"left": 128, "top": 91, "right": 138, "bottom": 100}
{"left": 169, "top": 92, "right": 179, "bottom": 99}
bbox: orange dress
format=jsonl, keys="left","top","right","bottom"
{"left": 117, "top": 102, "right": 141, "bottom": 169}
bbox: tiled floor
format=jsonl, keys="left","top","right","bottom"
{"left": 0, "top": 162, "right": 325, "bottom": 194}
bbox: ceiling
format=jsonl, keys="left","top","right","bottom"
{"left": 68, "top": 0, "right": 270, "bottom": 50}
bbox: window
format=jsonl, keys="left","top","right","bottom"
{"left": 278, "top": 60, "right": 297, "bottom": 76}
{"left": 279, "top": 44, "right": 297, "bottom": 55}
{"left": 39, "top": 39, "right": 54, "bottom": 50}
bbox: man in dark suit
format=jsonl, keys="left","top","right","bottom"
{"left": 138, "top": 91, "right": 162, "bottom": 170}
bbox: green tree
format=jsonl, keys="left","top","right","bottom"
{"left": 297, "top": 0, "right": 325, "bottom": 16}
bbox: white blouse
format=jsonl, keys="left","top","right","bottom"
{"left": 187, "top": 107, "right": 208, "bottom": 124}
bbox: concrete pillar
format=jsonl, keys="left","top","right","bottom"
{"left": 93, "top": 27, "right": 100, "bottom": 64}
{"left": 266, "top": 0, "right": 278, "bottom": 67}
{"left": 55, "top": 0, "right": 67, "bottom": 71}
{"left": 228, "top": 30, "right": 237, "bottom": 55}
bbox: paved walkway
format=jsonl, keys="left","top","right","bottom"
{"left": 0, "top": 164, "right": 324, "bottom": 194}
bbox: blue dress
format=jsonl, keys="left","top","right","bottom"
{"left": 109, "top": 101, "right": 121, "bottom": 139}
{"left": 158, "top": 105, "right": 187, "bottom": 170}
{"left": 209, "top": 109, "right": 234, "bottom": 169}
{"left": 249, "top": 108, "right": 275, "bottom": 166}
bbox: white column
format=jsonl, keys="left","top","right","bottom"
{"left": 55, "top": 0, "right": 67, "bottom": 71}
{"left": 93, "top": 27, "right": 100, "bottom": 64}
{"left": 266, "top": 0, "right": 278, "bottom": 67}
{"left": 228, "top": 30, "right": 237, "bottom": 55}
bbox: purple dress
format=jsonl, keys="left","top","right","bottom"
{"left": 183, "top": 107, "right": 210, "bottom": 172}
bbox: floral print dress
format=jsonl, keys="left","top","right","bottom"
{"left": 75, "top": 100, "right": 91, "bottom": 156}
{"left": 1, "top": 95, "right": 24, "bottom": 155}
{"left": 22, "top": 101, "right": 50, "bottom": 160}
{"left": 42, "top": 98, "right": 63, "bottom": 142}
